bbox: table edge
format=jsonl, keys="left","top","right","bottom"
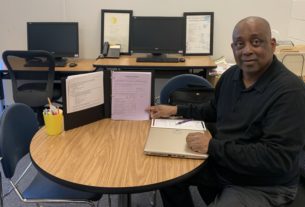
{"left": 30, "top": 153, "right": 206, "bottom": 194}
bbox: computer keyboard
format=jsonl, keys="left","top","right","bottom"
{"left": 55, "top": 60, "right": 67, "bottom": 67}
{"left": 24, "top": 60, "right": 48, "bottom": 67}
{"left": 25, "top": 59, "right": 67, "bottom": 67}
{"left": 136, "top": 57, "right": 179, "bottom": 63}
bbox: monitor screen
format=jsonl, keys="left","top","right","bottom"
{"left": 130, "top": 17, "right": 184, "bottom": 55}
{"left": 27, "top": 22, "right": 79, "bottom": 58}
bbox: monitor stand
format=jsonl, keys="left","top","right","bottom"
{"left": 136, "top": 54, "right": 179, "bottom": 63}
{"left": 149, "top": 53, "right": 167, "bottom": 58}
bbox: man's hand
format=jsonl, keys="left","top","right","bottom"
{"left": 146, "top": 105, "right": 177, "bottom": 119}
{"left": 186, "top": 131, "right": 212, "bottom": 154}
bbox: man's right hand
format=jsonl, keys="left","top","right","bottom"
{"left": 186, "top": 131, "right": 212, "bottom": 154}
{"left": 146, "top": 105, "right": 177, "bottom": 119}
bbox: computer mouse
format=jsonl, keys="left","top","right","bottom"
{"left": 179, "top": 58, "right": 185, "bottom": 62}
{"left": 69, "top": 62, "right": 77, "bottom": 67}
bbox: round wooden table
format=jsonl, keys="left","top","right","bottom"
{"left": 30, "top": 119, "right": 205, "bottom": 194}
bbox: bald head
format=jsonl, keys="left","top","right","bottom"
{"left": 230, "top": 16, "right": 276, "bottom": 81}
{"left": 233, "top": 16, "right": 272, "bottom": 41}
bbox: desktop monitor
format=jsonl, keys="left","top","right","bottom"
{"left": 130, "top": 17, "right": 184, "bottom": 58}
{"left": 27, "top": 22, "right": 79, "bottom": 66}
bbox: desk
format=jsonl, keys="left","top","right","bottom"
{"left": 54, "top": 59, "right": 96, "bottom": 73}
{"left": 0, "top": 58, "right": 96, "bottom": 79}
{"left": 94, "top": 55, "right": 216, "bottom": 70}
{"left": 30, "top": 119, "right": 204, "bottom": 195}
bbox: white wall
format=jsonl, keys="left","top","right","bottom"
{"left": 0, "top": 0, "right": 293, "bottom": 62}
{"left": 288, "top": 0, "right": 305, "bottom": 44}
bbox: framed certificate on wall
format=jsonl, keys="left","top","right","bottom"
{"left": 184, "top": 12, "right": 214, "bottom": 55}
{"left": 101, "top": 9, "right": 133, "bottom": 54}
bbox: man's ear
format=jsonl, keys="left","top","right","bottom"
{"left": 231, "top": 42, "right": 234, "bottom": 50}
{"left": 271, "top": 38, "right": 276, "bottom": 52}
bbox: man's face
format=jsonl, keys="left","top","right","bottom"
{"left": 231, "top": 21, "right": 276, "bottom": 75}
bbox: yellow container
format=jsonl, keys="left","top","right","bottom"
{"left": 43, "top": 113, "right": 64, "bottom": 136}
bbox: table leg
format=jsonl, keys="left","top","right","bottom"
{"left": 118, "top": 194, "right": 131, "bottom": 207}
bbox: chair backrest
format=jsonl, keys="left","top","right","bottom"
{"left": 160, "top": 74, "right": 214, "bottom": 105}
{"left": 281, "top": 53, "right": 305, "bottom": 78}
{"left": 2, "top": 50, "right": 55, "bottom": 107}
{"left": 0, "top": 103, "right": 39, "bottom": 178}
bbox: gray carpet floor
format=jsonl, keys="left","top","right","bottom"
{"left": 1, "top": 154, "right": 206, "bottom": 207}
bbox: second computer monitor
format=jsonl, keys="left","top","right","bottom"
{"left": 130, "top": 17, "right": 184, "bottom": 56}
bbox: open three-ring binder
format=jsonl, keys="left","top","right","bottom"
{"left": 61, "top": 70, "right": 153, "bottom": 131}
{"left": 61, "top": 70, "right": 111, "bottom": 131}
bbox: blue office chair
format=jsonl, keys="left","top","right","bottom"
{"left": 160, "top": 74, "right": 214, "bottom": 105}
{"left": 0, "top": 103, "right": 102, "bottom": 206}
{"left": 150, "top": 74, "right": 215, "bottom": 207}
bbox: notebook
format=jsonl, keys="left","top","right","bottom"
{"left": 144, "top": 119, "right": 209, "bottom": 159}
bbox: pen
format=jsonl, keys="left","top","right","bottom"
{"left": 176, "top": 119, "right": 192, "bottom": 125}
{"left": 201, "top": 121, "right": 206, "bottom": 130}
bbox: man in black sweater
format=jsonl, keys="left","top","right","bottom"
{"left": 148, "top": 16, "right": 305, "bottom": 207}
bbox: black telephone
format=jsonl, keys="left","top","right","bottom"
{"left": 102, "top": 42, "right": 121, "bottom": 58}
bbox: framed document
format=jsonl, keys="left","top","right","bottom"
{"left": 184, "top": 12, "right": 214, "bottom": 55}
{"left": 101, "top": 10, "right": 133, "bottom": 54}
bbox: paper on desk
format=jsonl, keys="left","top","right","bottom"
{"left": 209, "top": 56, "right": 234, "bottom": 76}
{"left": 66, "top": 71, "right": 104, "bottom": 113}
{"left": 111, "top": 71, "right": 151, "bottom": 120}
{"left": 152, "top": 119, "right": 206, "bottom": 130}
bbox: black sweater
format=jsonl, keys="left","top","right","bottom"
{"left": 178, "top": 56, "right": 305, "bottom": 186}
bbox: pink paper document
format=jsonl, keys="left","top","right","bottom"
{"left": 111, "top": 71, "right": 152, "bottom": 120}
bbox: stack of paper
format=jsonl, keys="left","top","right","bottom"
{"left": 111, "top": 71, "right": 152, "bottom": 120}
{"left": 66, "top": 71, "right": 104, "bottom": 114}
{"left": 151, "top": 119, "right": 206, "bottom": 130}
